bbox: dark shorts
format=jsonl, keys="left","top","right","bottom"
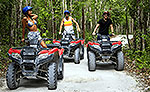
{"left": 97, "top": 35, "right": 110, "bottom": 41}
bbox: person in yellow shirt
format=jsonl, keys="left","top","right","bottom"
{"left": 59, "top": 10, "right": 81, "bottom": 39}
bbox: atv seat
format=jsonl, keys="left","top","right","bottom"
{"left": 47, "top": 44, "right": 60, "bottom": 48}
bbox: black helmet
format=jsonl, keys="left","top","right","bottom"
{"left": 103, "top": 11, "right": 110, "bottom": 16}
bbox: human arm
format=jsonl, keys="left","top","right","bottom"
{"left": 30, "top": 14, "right": 38, "bottom": 20}
{"left": 110, "top": 24, "right": 115, "bottom": 35}
{"left": 72, "top": 18, "right": 81, "bottom": 32}
{"left": 92, "top": 24, "right": 100, "bottom": 35}
{"left": 21, "top": 17, "right": 26, "bottom": 42}
{"left": 59, "top": 19, "right": 64, "bottom": 34}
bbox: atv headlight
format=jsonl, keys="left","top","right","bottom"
{"left": 38, "top": 53, "right": 49, "bottom": 60}
{"left": 12, "top": 53, "right": 21, "bottom": 59}
{"left": 70, "top": 43, "right": 76, "bottom": 46}
{"left": 93, "top": 45, "right": 100, "bottom": 49}
{"left": 102, "top": 39, "right": 108, "bottom": 41}
{"left": 112, "top": 44, "right": 119, "bottom": 48}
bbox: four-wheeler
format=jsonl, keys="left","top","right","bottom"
{"left": 87, "top": 34, "right": 124, "bottom": 71}
{"left": 53, "top": 32, "right": 84, "bottom": 64}
{"left": 6, "top": 38, "right": 64, "bottom": 90}
{"left": 6, "top": 31, "right": 124, "bottom": 90}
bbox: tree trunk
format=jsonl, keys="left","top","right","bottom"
{"left": 125, "top": 5, "right": 131, "bottom": 49}
{"left": 148, "top": 13, "right": 150, "bottom": 29}
{"left": 95, "top": 0, "right": 97, "bottom": 25}
{"left": 51, "top": 0, "right": 56, "bottom": 39}
{"left": 143, "top": 9, "right": 148, "bottom": 50}
{"left": 70, "top": 0, "right": 72, "bottom": 13}
{"left": 138, "top": 0, "right": 143, "bottom": 52}
{"left": 19, "top": 0, "right": 23, "bottom": 40}
{"left": 129, "top": 19, "right": 131, "bottom": 33}
{"left": 10, "top": 4, "right": 14, "bottom": 46}
{"left": 65, "top": 0, "right": 67, "bottom": 10}
{"left": 26, "top": 0, "right": 28, "bottom": 6}
{"left": 131, "top": 19, "right": 134, "bottom": 33}
{"left": 119, "top": 24, "right": 121, "bottom": 34}
{"left": 53, "top": 0, "right": 56, "bottom": 39}
{"left": 63, "top": 0, "right": 65, "bottom": 16}
{"left": 82, "top": 7, "right": 85, "bottom": 39}
{"left": 84, "top": 7, "right": 87, "bottom": 32}
{"left": 29, "top": 0, "right": 32, "bottom": 6}
{"left": 89, "top": 7, "right": 92, "bottom": 31}
{"left": 48, "top": 0, "right": 52, "bottom": 38}
{"left": 16, "top": 2, "right": 19, "bottom": 41}
{"left": 133, "top": 18, "right": 137, "bottom": 52}
{"left": 98, "top": 1, "right": 103, "bottom": 19}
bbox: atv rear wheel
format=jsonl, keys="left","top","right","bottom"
{"left": 74, "top": 48, "right": 80, "bottom": 64}
{"left": 6, "top": 62, "right": 20, "bottom": 90}
{"left": 58, "top": 55, "right": 64, "bottom": 80}
{"left": 88, "top": 51, "right": 96, "bottom": 71}
{"left": 115, "top": 51, "right": 124, "bottom": 71}
{"left": 47, "top": 62, "right": 57, "bottom": 90}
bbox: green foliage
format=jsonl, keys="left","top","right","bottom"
{"left": 85, "top": 31, "right": 93, "bottom": 43}
{"left": 125, "top": 48, "right": 150, "bottom": 70}
{"left": 0, "top": 45, "right": 11, "bottom": 77}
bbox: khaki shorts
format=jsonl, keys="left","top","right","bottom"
{"left": 27, "top": 31, "right": 42, "bottom": 41}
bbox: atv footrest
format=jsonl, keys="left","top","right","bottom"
{"left": 47, "top": 44, "right": 60, "bottom": 48}
{"left": 63, "top": 55, "right": 74, "bottom": 59}
{"left": 22, "top": 70, "right": 36, "bottom": 76}
{"left": 96, "top": 60, "right": 116, "bottom": 65}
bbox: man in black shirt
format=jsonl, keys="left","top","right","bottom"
{"left": 92, "top": 11, "right": 115, "bottom": 40}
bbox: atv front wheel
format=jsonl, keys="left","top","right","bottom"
{"left": 80, "top": 45, "right": 84, "bottom": 60}
{"left": 57, "top": 55, "right": 64, "bottom": 80}
{"left": 74, "top": 48, "right": 80, "bottom": 64}
{"left": 115, "top": 51, "right": 124, "bottom": 71}
{"left": 88, "top": 51, "right": 96, "bottom": 71}
{"left": 6, "top": 62, "right": 20, "bottom": 90}
{"left": 47, "top": 62, "right": 57, "bottom": 90}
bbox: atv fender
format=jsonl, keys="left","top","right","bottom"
{"left": 58, "top": 48, "right": 64, "bottom": 56}
{"left": 8, "top": 48, "right": 22, "bottom": 64}
{"left": 37, "top": 48, "right": 59, "bottom": 66}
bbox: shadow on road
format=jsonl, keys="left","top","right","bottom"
{"left": 64, "top": 59, "right": 74, "bottom": 63}
{"left": 19, "top": 79, "right": 47, "bottom": 88}
{"left": 96, "top": 64, "right": 115, "bottom": 70}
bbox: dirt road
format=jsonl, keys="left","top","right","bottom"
{"left": 0, "top": 35, "right": 142, "bottom": 92}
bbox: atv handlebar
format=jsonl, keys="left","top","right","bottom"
{"left": 20, "top": 38, "right": 53, "bottom": 44}
{"left": 42, "top": 38, "right": 53, "bottom": 41}
{"left": 61, "top": 32, "right": 75, "bottom": 36}
{"left": 96, "top": 33, "right": 114, "bottom": 37}
{"left": 20, "top": 39, "right": 29, "bottom": 44}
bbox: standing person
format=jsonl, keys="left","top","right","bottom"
{"left": 92, "top": 11, "right": 115, "bottom": 40}
{"left": 59, "top": 10, "right": 81, "bottom": 40}
{"left": 22, "top": 6, "right": 47, "bottom": 48}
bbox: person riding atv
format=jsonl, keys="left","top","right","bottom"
{"left": 21, "top": 6, "right": 47, "bottom": 48}
{"left": 59, "top": 10, "right": 81, "bottom": 39}
{"left": 57, "top": 10, "right": 83, "bottom": 64}
{"left": 92, "top": 11, "right": 115, "bottom": 38}
{"left": 6, "top": 6, "right": 64, "bottom": 90}
{"left": 87, "top": 11, "right": 124, "bottom": 71}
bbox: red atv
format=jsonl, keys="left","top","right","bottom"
{"left": 52, "top": 32, "right": 85, "bottom": 64}
{"left": 6, "top": 39, "right": 64, "bottom": 90}
{"left": 87, "top": 34, "right": 124, "bottom": 71}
